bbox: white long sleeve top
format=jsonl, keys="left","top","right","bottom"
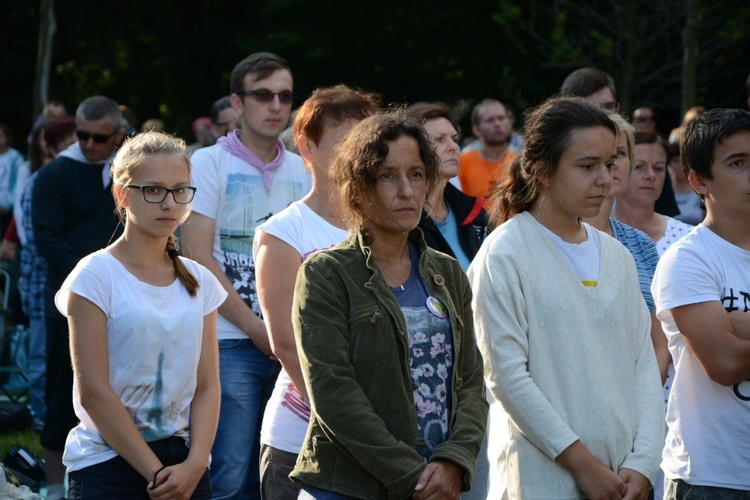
{"left": 468, "top": 212, "right": 664, "bottom": 499}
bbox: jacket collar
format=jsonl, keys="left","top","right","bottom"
{"left": 353, "top": 227, "right": 428, "bottom": 274}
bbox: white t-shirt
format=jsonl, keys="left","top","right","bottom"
{"left": 543, "top": 223, "right": 601, "bottom": 290}
{"left": 253, "top": 201, "right": 348, "bottom": 454}
{"left": 652, "top": 224, "right": 750, "bottom": 490}
{"left": 56, "top": 250, "right": 227, "bottom": 472}
{"left": 656, "top": 216, "right": 693, "bottom": 257}
{"left": 653, "top": 216, "right": 692, "bottom": 499}
{"left": 190, "top": 145, "right": 311, "bottom": 340}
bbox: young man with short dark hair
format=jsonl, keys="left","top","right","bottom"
{"left": 182, "top": 52, "right": 311, "bottom": 500}
{"left": 652, "top": 107, "right": 750, "bottom": 498}
{"left": 560, "top": 67, "right": 619, "bottom": 113}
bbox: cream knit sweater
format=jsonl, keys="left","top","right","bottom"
{"left": 468, "top": 212, "right": 663, "bottom": 499}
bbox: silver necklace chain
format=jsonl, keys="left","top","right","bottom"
{"left": 376, "top": 253, "right": 411, "bottom": 291}
{"left": 380, "top": 265, "right": 408, "bottom": 291}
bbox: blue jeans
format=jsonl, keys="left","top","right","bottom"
{"left": 210, "top": 339, "right": 280, "bottom": 499}
{"left": 27, "top": 317, "right": 46, "bottom": 422}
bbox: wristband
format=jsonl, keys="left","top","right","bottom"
{"left": 150, "top": 465, "right": 168, "bottom": 489}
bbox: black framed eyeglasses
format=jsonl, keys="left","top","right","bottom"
{"left": 236, "top": 89, "right": 295, "bottom": 104}
{"left": 76, "top": 129, "right": 119, "bottom": 144}
{"left": 128, "top": 185, "right": 197, "bottom": 204}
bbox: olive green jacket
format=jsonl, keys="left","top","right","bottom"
{"left": 290, "top": 228, "right": 488, "bottom": 500}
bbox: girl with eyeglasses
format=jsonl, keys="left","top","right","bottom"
{"left": 57, "top": 131, "right": 227, "bottom": 499}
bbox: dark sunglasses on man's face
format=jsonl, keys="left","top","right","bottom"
{"left": 236, "top": 89, "right": 295, "bottom": 104}
{"left": 76, "top": 129, "right": 119, "bottom": 144}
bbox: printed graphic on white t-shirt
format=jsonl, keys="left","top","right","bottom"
{"left": 221, "top": 173, "right": 311, "bottom": 317}
{"left": 189, "top": 146, "right": 311, "bottom": 339}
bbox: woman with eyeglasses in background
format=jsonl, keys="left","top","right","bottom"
{"left": 58, "top": 131, "right": 227, "bottom": 499}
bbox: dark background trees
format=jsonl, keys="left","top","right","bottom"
{"left": 2, "top": 0, "right": 749, "bottom": 152}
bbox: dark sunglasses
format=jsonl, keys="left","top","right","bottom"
{"left": 236, "top": 89, "right": 295, "bottom": 104}
{"left": 76, "top": 129, "right": 119, "bottom": 144}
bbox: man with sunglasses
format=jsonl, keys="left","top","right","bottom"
{"left": 182, "top": 52, "right": 310, "bottom": 500}
{"left": 30, "top": 95, "right": 125, "bottom": 500}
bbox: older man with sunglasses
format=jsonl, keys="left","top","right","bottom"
{"left": 182, "top": 52, "right": 310, "bottom": 500}
{"left": 31, "top": 95, "right": 125, "bottom": 500}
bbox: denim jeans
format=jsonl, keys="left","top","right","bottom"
{"left": 68, "top": 436, "right": 211, "bottom": 499}
{"left": 27, "top": 317, "right": 46, "bottom": 422}
{"left": 210, "top": 339, "right": 280, "bottom": 499}
{"left": 665, "top": 478, "right": 750, "bottom": 499}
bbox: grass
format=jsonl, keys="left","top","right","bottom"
{"left": 0, "top": 322, "right": 44, "bottom": 476}
{"left": 0, "top": 427, "right": 43, "bottom": 461}
{"left": 0, "top": 427, "right": 45, "bottom": 497}
{"left": 0, "top": 402, "right": 44, "bottom": 494}
{"left": 0, "top": 393, "right": 42, "bottom": 463}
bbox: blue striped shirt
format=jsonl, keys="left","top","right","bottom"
{"left": 610, "top": 218, "right": 659, "bottom": 313}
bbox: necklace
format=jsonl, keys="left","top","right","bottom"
{"left": 376, "top": 253, "right": 411, "bottom": 291}
{"left": 378, "top": 266, "right": 411, "bottom": 291}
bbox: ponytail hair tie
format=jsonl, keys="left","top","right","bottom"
{"left": 167, "top": 248, "right": 180, "bottom": 260}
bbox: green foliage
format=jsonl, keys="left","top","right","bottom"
{"left": 2, "top": 0, "right": 750, "bottom": 152}
{"left": 0, "top": 428, "right": 43, "bottom": 463}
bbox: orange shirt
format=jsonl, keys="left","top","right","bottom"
{"left": 458, "top": 149, "right": 514, "bottom": 203}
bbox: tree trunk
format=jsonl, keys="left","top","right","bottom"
{"left": 32, "top": 0, "right": 56, "bottom": 119}
{"left": 681, "top": 0, "right": 699, "bottom": 117}
{"left": 619, "top": 0, "right": 640, "bottom": 115}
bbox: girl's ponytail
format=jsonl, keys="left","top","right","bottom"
{"left": 487, "top": 154, "right": 538, "bottom": 227}
{"left": 166, "top": 234, "right": 198, "bottom": 297}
